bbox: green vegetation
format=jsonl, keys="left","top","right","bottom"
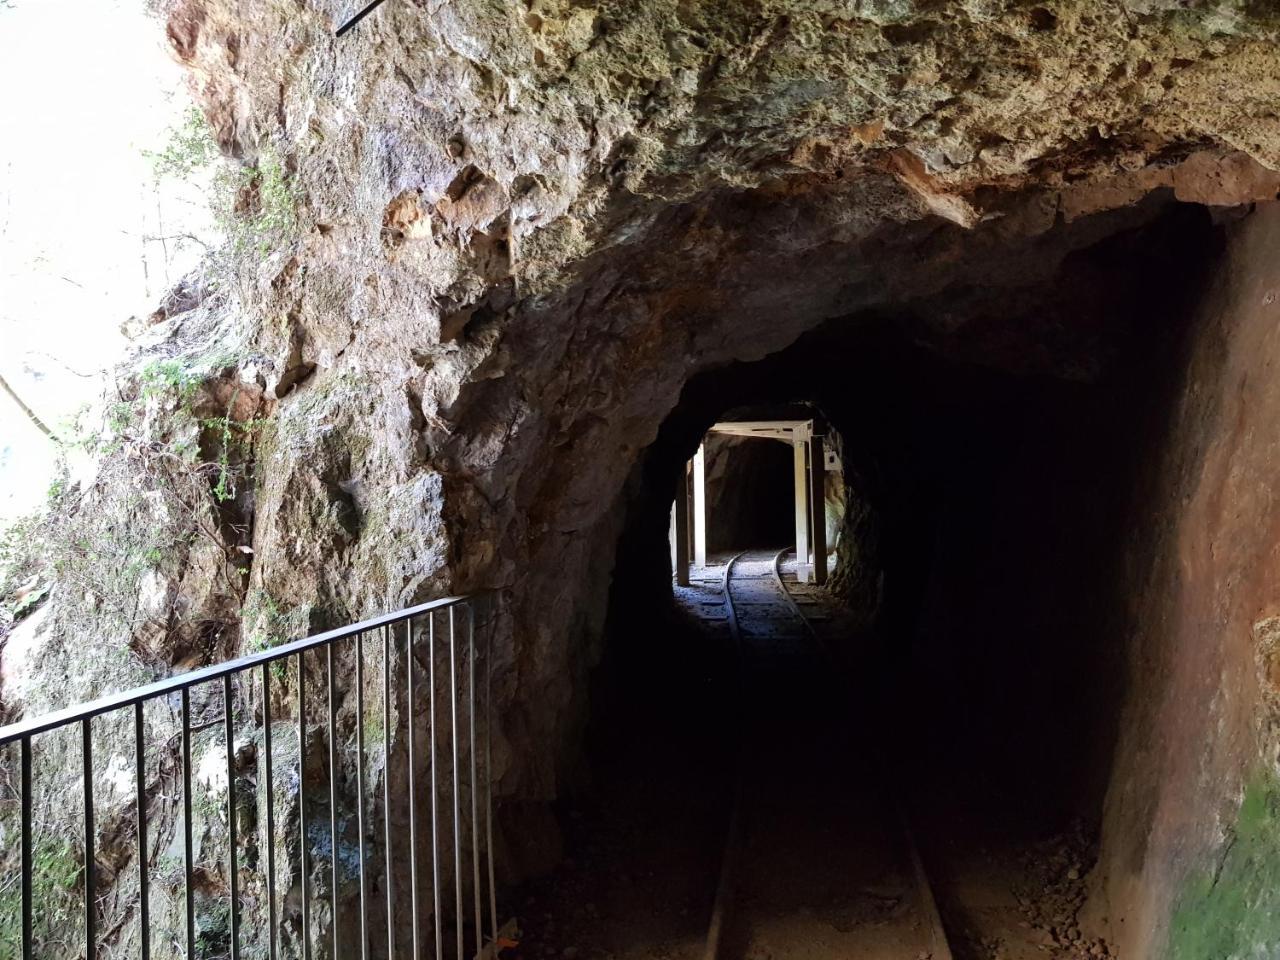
{"left": 195, "top": 897, "right": 231, "bottom": 958}
{"left": 0, "top": 510, "right": 49, "bottom": 628}
{"left": 149, "top": 105, "right": 302, "bottom": 261}
{"left": 1168, "top": 770, "right": 1280, "bottom": 959}
{"left": 0, "top": 343, "right": 272, "bottom": 647}
{"left": 140, "top": 357, "right": 203, "bottom": 401}
{"left": 146, "top": 106, "right": 219, "bottom": 181}
{"left": 0, "top": 837, "right": 82, "bottom": 956}
{"left": 201, "top": 404, "right": 270, "bottom": 504}
{"left": 363, "top": 705, "right": 386, "bottom": 749}
{"left": 105, "top": 350, "right": 267, "bottom": 507}
{"left": 220, "top": 153, "right": 301, "bottom": 256}
{"left": 244, "top": 590, "right": 300, "bottom": 682}
{"left": 243, "top": 589, "right": 284, "bottom": 644}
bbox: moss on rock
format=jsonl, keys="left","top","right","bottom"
{"left": 1168, "top": 771, "right": 1280, "bottom": 959}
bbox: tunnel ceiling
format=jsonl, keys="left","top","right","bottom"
{"left": 163, "top": 0, "right": 1280, "bottom": 533}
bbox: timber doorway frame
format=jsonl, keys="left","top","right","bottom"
{"left": 670, "top": 419, "right": 835, "bottom": 586}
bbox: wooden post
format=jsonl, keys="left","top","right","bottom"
{"left": 809, "top": 433, "right": 827, "bottom": 585}
{"left": 670, "top": 501, "right": 677, "bottom": 577}
{"left": 692, "top": 443, "right": 708, "bottom": 567}
{"left": 793, "top": 440, "right": 810, "bottom": 583}
{"left": 673, "top": 464, "right": 691, "bottom": 586}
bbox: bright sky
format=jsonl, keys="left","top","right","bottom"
{"left": 0, "top": 0, "right": 216, "bottom": 522}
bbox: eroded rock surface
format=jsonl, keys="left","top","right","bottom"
{"left": 156, "top": 0, "right": 1280, "bottom": 795}
{"left": 5, "top": 2, "right": 1280, "bottom": 957}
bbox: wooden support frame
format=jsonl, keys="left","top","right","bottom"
{"left": 793, "top": 440, "right": 810, "bottom": 584}
{"left": 692, "top": 419, "right": 837, "bottom": 583}
{"left": 672, "top": 463, "right": 691, "bottom": 586}
{"left": 809, "top": 433, "right": 827, "bottom": 585}
{"left": 692, "top": 443, "right": 708, "bottom": 567}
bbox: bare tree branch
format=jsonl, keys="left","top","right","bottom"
{"left": 0, "top": 370, "right": 59, "bottom": 443}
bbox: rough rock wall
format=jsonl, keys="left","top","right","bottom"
{"left": 155, "top": 0, "right": 1280, "bottom": 802}
{"left": 1094, "top": 201, "right": 1280, "bottom": 959}
{"left": 5, "top": 1, "right": 1280, "bottom": 955}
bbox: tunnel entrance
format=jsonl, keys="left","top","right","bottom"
{"left": 687, "top": 431, "right": 796, "bottom": 560}
{"left": 673, "top": 414, "right": 845, "bottom": 587}
{"left": 511, "top": 201, "right": 1223, "bottom": 960}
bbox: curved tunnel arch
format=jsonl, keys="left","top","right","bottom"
{"left": 503, "top": 200, "right": 1236, "bottom": 954}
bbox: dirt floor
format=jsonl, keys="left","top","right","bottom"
{"left": 716, "top": 552, "right": 931, "bottom": 960}
{"left": 911, "top": 788, "right": 1115, "bottom": 960}
{"left": 507, "top": 565, "right": 737, "bottom": 960}
{"left": 508, "top": 551, "right": 1117, "bottom": 960}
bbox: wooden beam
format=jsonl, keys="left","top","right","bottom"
{"left": 793, "top": 440, "right": 810, "bottom": 584}
{"left": 673, "top": 464, "right": 691, "bottom": 586}
{"left": 809, "top": 433, "right": 827, "bottom": 585}
{"left": 708, "top": 419, "right": 813, "bottom": 442}
{"left": 692, "top": 443, "right": 708, "bottom": 567}
{"left": 670, "top": 501, "right": 677, "bottom": 579}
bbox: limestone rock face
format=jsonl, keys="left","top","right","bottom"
{"left": 152, "top": 0, "right": 1280, "bottom": 798}
{"left": 160, "top": 0, "right": 1280, "bottom": 926}
{"left": 7, "top": 2, "right": 1280, "bottom": 956}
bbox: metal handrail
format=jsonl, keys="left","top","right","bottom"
{"left": 2, "top": 590, "right": 502, "bottom": 960}
{"left": 0, "top": 593, "right": 481, "bottom": 745}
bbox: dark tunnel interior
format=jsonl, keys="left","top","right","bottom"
{"left": 514, "top": 201, "right": 1228, "bottom": 958}
{"left": 701, "top": 437, "right": 796, "bottom": 555}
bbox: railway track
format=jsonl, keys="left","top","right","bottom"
{"left": 704, "top": 549, "right": 954, "bottom": 960}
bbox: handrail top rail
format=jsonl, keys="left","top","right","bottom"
{"left": 0, "top": 591, "right": 491, "bottom": 746}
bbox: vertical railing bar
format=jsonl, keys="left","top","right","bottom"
{"left": 429, "top": 612, "right": 442, "bottom": 960}
{"left": 224, "top": 674, "right": 241, "bottom": 960}
{"left": 0, "top": 595, "right": 497, "bottom": 960}
{"left": 182, "top": 688, "right": 195, "bottom": 960}
{"left": 262, "top": 662, "right": 279, "bottom": 960}
{"left": 299, "top": 653, "right": 311, "bottom": 960}
{"left": 82, "top": 717, "right": 96, "bottom": 960}
{"left": 484, "top": 601, "right": 497, "bottom": 944}
{"left": 356, "top": 630, "right": 370, "bottom": 960}
{"left": 134, "top": 703, "right": 151, "bottom": 960}
{"left": 327, "top": 644, "right": 340, "bottom": 960}
{"left": 469, "top": 605, "right": 482, "bottom": 952}
{"left": 408, "top": 619, "right": 422, "bottom": 960}
{"left": 20, "top": 734, "right": 32, "bottom": 960}
{"left": 450, "top": 607, "right": 463, "bottom": 960}
{"left": 383, "top": 624, "right": 395, "bottom": 960}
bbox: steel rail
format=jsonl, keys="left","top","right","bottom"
{"left": 702, "top": 552, "right": 748, "bottom": 960}
{"left": 768, "top": 549, "right": 956, "bottom": 960}
{"left": 0, "top": 594, "right": 482, "bottom": 745}
{"left": 769, "top": 548, "right": 840, "bottom": 670}
{"left": 354, "top": 630, "right": 369, "bottom": 960}
{"left": 469, "top": 606, "right": 484, "bottom": 954}
{"left": 225, "top": 674, "right": 242, "bottom": 960}
{"left": 769, "top": 548, "right": 816, "bottom": 641}
{"left": 134, "top": 703, "right": 150, "bottom": 960}
{"left": 82, "top": 718, "right": 95, "bottom": 960}
{"left": 901, "top": 815, "right": 955, "bottom": 960}
{"left": 298, "top": 653, "right": 312, "bottom": 960}
{"left": 181, "top": 687, "right": 195, "bottom": 958}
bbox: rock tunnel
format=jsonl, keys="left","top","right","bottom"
{"left": 475, "top": 193, "right": 1280, "bottom": 960}
{"left": 5, "top": 3, "right": 1280, "bottom": 959}
{"left": 503, "top": 199, "right": 1264, "bottom": 959}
